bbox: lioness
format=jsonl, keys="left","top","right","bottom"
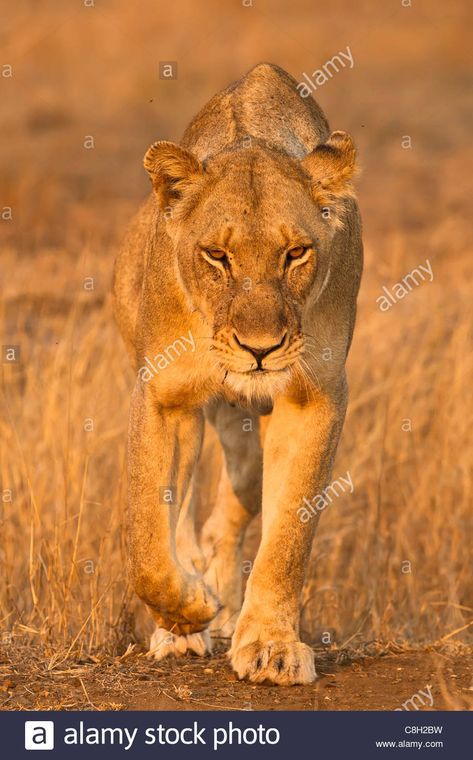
{"left": 113, "top": 63, "right": 362, "bottom": 685}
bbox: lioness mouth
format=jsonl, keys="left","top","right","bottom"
{"left": 242, "top": 367, "right": 288, "bottom": 376}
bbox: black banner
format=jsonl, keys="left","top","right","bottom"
{"left": 4, "top": 710, "right": 469, "bottom": 759}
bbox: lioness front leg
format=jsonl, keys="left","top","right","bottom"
{"left": 128, "top": 381, "right": 220, "bottom": 659}
{"left": 229, "top": 387, "right": 347, "bottom": 685}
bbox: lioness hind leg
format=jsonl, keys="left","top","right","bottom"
{"left": 202, "top": 402, "right": 262, "bottom": 639}
{"left": 149, "top": 626, "right": 212, "bottom": 661}
{"left": 176, "top": 486, "right": 205, "bottom": 576}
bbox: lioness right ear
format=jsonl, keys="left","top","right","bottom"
{"left": 143, "top": 141, "right": 204, "bottom": 211}
{"left": 302, "top": 131, "right": 358, "bottom": 221}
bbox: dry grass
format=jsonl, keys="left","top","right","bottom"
{"left": 1, "top": 0, "right": 472, "bottom": 671}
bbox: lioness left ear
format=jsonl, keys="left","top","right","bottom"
{"left": 143, "top": 141, "right": 204, "bottom": 211}
{"left": 302, "top": 131, "right": 358, "bottom": 215}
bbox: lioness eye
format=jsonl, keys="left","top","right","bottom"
{"left": 206, "top": 248, "right": 227, "bottom": 261}
{"left": 287, "top": 246, "right": 307, "bottom": 260}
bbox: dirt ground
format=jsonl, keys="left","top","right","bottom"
{"left": 1, "top": 644, "right": 472, "bottom": 711}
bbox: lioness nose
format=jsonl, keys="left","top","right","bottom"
{"left": 234, "top": 332, "right": 287, "bottom": 364}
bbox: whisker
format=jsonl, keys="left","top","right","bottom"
{"left": 299, "top": 356, "right": 322, "bottom": 394}
{"left": 294, "top": 362, "right": 310, "bottom": 401}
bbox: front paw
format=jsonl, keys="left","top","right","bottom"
{"left": 229, "top": 639, "right": 316, "bottom": 685}
{"left": 145, "top": 573, "right": 222, "bottom": 635}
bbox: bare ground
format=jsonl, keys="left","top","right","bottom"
{"left": 1, "top": 643, "right": 472, "bottom": 712}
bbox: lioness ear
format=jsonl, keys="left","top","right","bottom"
{"left": 302, "top": 131, "right": 358, "bottom": 220}
{"left": 143, "top": 141, "right": 204, "bottom": 210}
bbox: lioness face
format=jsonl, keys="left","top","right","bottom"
{"left": 144, "top": 134, "right": 357, "bottom": 399}
{"left": 174, "top": 151, "right": 329, "bottom": 396}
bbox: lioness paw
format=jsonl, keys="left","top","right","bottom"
{"left": 148, "top": 625, "right": 211, "bottom": 660}
{"left": 230, "top": 640, "right": 316, "bottom": 685}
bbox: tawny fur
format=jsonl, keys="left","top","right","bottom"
{"left": 112, "top": 63, "right": 363, "bottom": 685}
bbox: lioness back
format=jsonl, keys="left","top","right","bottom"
{"left": 182, "top": 63, "right": 330, "bottom": 159}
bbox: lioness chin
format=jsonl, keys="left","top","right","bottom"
{"left": 113, "top": 62, "right": 362, "bottom": 686}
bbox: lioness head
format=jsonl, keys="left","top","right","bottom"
{"left": 144, "top": 133, "right": 357, "bottom": 399}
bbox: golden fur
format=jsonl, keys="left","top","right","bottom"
{"left": 112, "top": 63, "right": 363, "bottom": 685}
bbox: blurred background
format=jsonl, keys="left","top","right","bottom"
{"left": 1, "top": 0, "right": 472, "bottom": 671}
